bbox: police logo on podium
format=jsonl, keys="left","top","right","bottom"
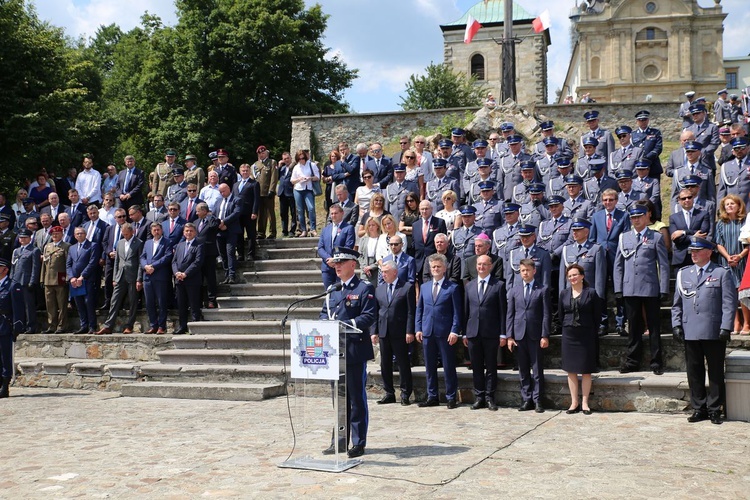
{"left": 291, "top": 321, "right": 339, "bottom": 380}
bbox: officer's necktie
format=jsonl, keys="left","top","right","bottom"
{"left": 525, "top": 247, "right": 530, "bottom": 258}
{"left": 432, "top": 281, "right": 439, "bottom": 302}
{"left": 697, "top": 267, "right": 704, "bottom": 282}
{"left": 578, "top": 244, "right": 582, "bottom": 252}
{"left": 479, "top": 280, "right": 486, "bottom": 300}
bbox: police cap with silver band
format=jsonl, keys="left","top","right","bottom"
{"left": 528, "top": 182, "right": 546, "bottom": 194}
{"left": 451, "top": 128, "right": 465, "bottom": 137}
{"left": 500, "top": 122, "right": 515, "bottom": 132}
{"left": 556, "top": 156, "right": 572, "bottom": 167}
{"left": 564, "top": 175, "right": 584, "bottom": 185}
{"left": 731, "top": 137, "right": 749, "bottom": 149}
{"left": 616, "top": 169, "right": 633, "bottom": 180}
{"left": 583, "top": 110, "right": 600, "bottom": 121}
{"left": 688, "top": 236, "right": 716, "bottom": 252}
{"left": 473, "top": 139, "right": 488, "bottom": 149}
{"left": 615, "top": 126, "right": 632, "bottom": 136}
{"left": 393, "top": 164, "right": 406, "bottom": 172}
{"left": 478, "top": 180, "right": 496, "bottom": 191}
{"left": 683, "top": 141, "right": 702, "bottom": 152}
{"left": 634, "top": 159, "right": 651, "bottom": 169}
{"left": 520, "top": 160, "right": 536, "bottom": 170}
{"left": 681, "top": 175, "right": 703, "bottom": 187}
{"left": 517, "top": 224, "right": 537, "bottom": 236}
{"left": 331, "top": 247, "right": 360, "bottom": 262}
{"left": 571, "top": 218, "right": 592, "bottom": 230}
{"left": 547, "top": 195, "right": 565, "bottom": 205}
{"left": 506, "top": 135, "right": 523, "bottom": 144}
{"left": 503, "top": 203, "right": 521, "bottom": 213}
{"left": 582, "top": 136, "right": 599, "bottom": 147}
{"left": 438, "top": 139, "right": 453, "bottom": 148}
{"left": 628, "top": 205, "right": 648, "bottom": 218}
{"left": 543, "top": 137, "right": 559, "bottom": 146}
{"left": 476, "top": 158, "right": 493, "bottom": 168}
{"left": 460, "top": 205, "right": 477, "bottom": 215}
{"left": 433, "top": 158, "right": 447, "bottom": 168}
{"left": 539, "top": 121, "right": 554, "bottom": 131}
{"left": 635, "top": 110, "right": 650, "bottom": 120}
{"left": 588, "top": 156, "right": 606, "bottom": 170}
{"left": 689, "top": 104, "right": 707, "bottom": 114}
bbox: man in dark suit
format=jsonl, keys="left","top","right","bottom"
{"left": 331, "top": 153, "right": 361, "bottom": 203}
{"left": 366, "top": 143, "right": 392, "bottom": 189}
{"left": 507, "top": 258, "right": 551, "bottom": 413}
{"left": 669, "top": 188, "right": 711, "bottom": 270}
{"left": 146, "top": 194, "right": 168, "bottom": 225}
{"left": 194, "top": 203, "right": 220, "bottom": 308}
{"left": 319, "top": 247, "right": 377, "bottom": 459}
{"left": 179, "top": 184, "right": 202, "bottom": 223}
{"left": 276, "top": 152, "right": 297, "bottom": 236}
{"left": 57, "top": 213, "right": 76, "bottom": 245}
{"left": 96, "top": 223, "right": 143, "bottom": 334}
{"left": 380, "top": 236, "right": 416, "bottom": 284}
{"left": 67, "top": 227, "right": 100, "bottom": 333}
{"left": 128, "top": 205, "right": 152, "bottom": 243}
{"left": 372, "top": 260, "right": 415, "bottom": 406}
{"left": 233, "top": 165, "right": 259, "bottom": 261}
{"left": 329, "top": 185, "right": 358, "bottom": 227}
{"left": 464, "top": 254, "right": 506, "bottom": 411}
{"left": 412, "top": 200, "right": 447, "bottom": 283}
{"left": 64, "top": 189, "right": 87, "bottom": 229}
{"left": 161, "top": 202, "right": 186, "bottom": 250}
{"left": 317, "top": 204, "right": 355, "bottom": 290}
{"left": 140, "top": 223, "right": 173, "bottom": 334}
{"left": 99, "top": 208, "right": 127, "bottom": 312}
{"left": 55, "top": 168, "right": 77, "bottom": 207}
{"left": 116, "top": 155, "right": 145, "bottom": 213}
{"left": 589, "top": 188, "right": 630, "bottom": 335}
{"left": 40, "top": 192, "right": 68, "bottom": 225}
{"left": 415, "top": 253, "right": 463, "bottom": 409}
{"left": 172, "top": 223, "right": 204, "bottom": 334}
{"left": 82, "top": 204, "right": 108, "bottom": 244}
{"left": 460, "top": 233, "right": 503, "bottom": 284}
{"left": 10, "top": 229, "right": 41, "bottom": 334}
{"left": 214, "top": 183, "right": 242, "bottom": 284}
{"left": 672, "top": 237, "right": 737, "bottom": 425}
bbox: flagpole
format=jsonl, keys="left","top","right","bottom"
{"left": 501, "top": 0, "right": 517, "bottom": 102}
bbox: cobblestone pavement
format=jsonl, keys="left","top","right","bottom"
{"left": 2, "top": 387, "right": 749, "bottom": 498}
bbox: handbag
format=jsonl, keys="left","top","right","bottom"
{"left": 310, "top": 163, "right": 323, "bottom": 196}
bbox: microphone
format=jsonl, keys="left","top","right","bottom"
{"left": 327, "top": 282, "right": 344, "bottom": 293}
{"left": 281, "top": 282, "right": 343, "bottom": 328}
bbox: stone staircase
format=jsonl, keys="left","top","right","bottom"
{"left": 119, "top": 237, "right": 321, "bottom": 401}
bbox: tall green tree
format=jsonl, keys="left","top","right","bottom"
{"left": 400, "top": 63, "right": 486, "bottom": 111}
{"left": 0, "top": 0, "right": 104, "bottom": 192}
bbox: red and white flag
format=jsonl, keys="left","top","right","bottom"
{"left": 464, "top": 14, "right": 482, "bottom": 44}
{"left": 532, "top": 10, "right": 551, "bottom": 33}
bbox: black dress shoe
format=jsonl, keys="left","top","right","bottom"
{"left": 582, "top": 409, "right": 592, "bottom": 415}
{"left": 487, "top": 400, "right": 498, "bottom": 411}
{"left": 322, "top": 442, "right": 347, "bottom": 455}
{"left": 652, "top": 368, "right": 664, "bottom": 376}
{"left": 446, "top": 399, "right": 458, "bottom": 409}
{"left": 347, "top": 445, "right": 365, "bottom": 458}
{"left": 598, "top": 326, "right": 608, "bottom": 337}
{"left": 54, "top": 329, "right": 65, "bottom": 334}
{"left": 519, "top": 400, "right": 534, "bottom": 411}
{"left": 687, "top": 411, "right": 709, "bottom": 423}
{"left": 400, "top": 397, "right": 411, "bottom": 406}
{"left": 471, "top": 399, "right": 487, "bottom": 410}
{"left": 619, "top": 366, "right": 637, "bottom": 374}
{"left": 616, "top": 326, "right": 627, "bottom": 337}
{"left": 535, "top": 402, "right": 545, "bottom": 413}
{"left": 226, "top": 277, "right": 237, "bottom": 285}
{"left": 377, "top": 394, "right": 396, "bottom": 404}
{"left": 173, "top": 329, "right": 187, "bottom": 335}
{"left": 418, "top": 398, "right": 439, "bottom": 408}
{"left": 43, "top": 328, "right": 54, "bottom": 334}
{"left": 709, "top": 412, "right": 723, "bottom": 425}
{"left": 566, "top": 406, "right": 581, "bottom": 414}
{"left": 74, "top": 327, "right": 88, "bottom": 334}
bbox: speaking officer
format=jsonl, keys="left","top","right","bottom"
{"left": 0, "top": 258, "right": 14, "bottom": 398}
{"left": 10, "top": 229, "right": 40, "bottom": 334}
{"left": 463, "top": 254, "right": 506, "bottom": 411}
{"left": 416, "top": 253, "right": 463, "bottom": 409}
{"left": 319, "top": 247, "right": 377, "bottom": 459}
{"left": 614, "top": 205, "right": 669, "bottom": 375}
{"left": 672, "top": 237, "right": 737, "bottom": 425}
{"left": 372, "top": 260, "right": 415, "bottom": 406}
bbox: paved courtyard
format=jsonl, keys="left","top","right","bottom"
{"left": 2, "top": 387, "right": 749, "bottom": 498}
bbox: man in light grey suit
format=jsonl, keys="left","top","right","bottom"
{"left": 96, "top": 223, "right": 143, "bottom": 334}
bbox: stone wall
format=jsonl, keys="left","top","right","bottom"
{"left": 290, "top": 101, "right": 685, "bottom": 160}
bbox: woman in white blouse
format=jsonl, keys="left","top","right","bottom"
{"left": 435, "top": 189, "right": 462, "bottom": 237}
{"left": 357, "top": 217, "right": 382, "bottom": 288}
{"left": 290, "top": 150, "right": 320, "bottom": 237}
{"left": 375, "top": 214, "right": 407, "bottom": 263}
{"left": 414, "top": 135, "right": 434, "bottom": 183}
{"left": 354, "top": 168, "right": 380, "bottom": 217}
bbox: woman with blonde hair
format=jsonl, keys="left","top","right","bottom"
{"left": 413, "top": 135, "right": 434, "bottom": 182}
{"left": 435, "top": 189, "right": 462, "bottom": 237}
{"left": 719, "top": 194, "right": 749, "bottom": 333}
{"left": 290, "top": 149, "right": 320, "bottom": 237}
{"left": 376, "top": 214, "right": 407, "bottom": 263}
{"left": 357, "top": 192, "right": 388, "bottom": 238}
{"left": 357, "top": 217, "right": 382, "bottom": 287}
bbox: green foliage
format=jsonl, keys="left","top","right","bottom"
{"left": 400, "top": 63, "right": 487, "bottom": 111}
{"left": 0, "top": 0, "right": 355, "bottom": 194}
{"left": 411, "top": 110, "right": 477, "bottom": 141}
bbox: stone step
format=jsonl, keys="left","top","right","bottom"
{"left": 120, "top": 381, "right": 286, "bottom": 401}
{"left": 14, "top": 357, "right": 144, "bottom": 391}
{"left": 367, "top": 366, "right": 690, "bottom": 413}
{"left": 242, "top": 270, "right": 321, "bottom": 283}
{"left": 14, "top": 333, "right": 172, "bottom": 361}
{"left": 217, "top": 295, "right": 307, "bottom": 309}
{"left": 252, "top": 258, "right": 319, "bottom": 271}
{"left": 201, "top": 307, "right": 318, "bottom": 321}
{"left": 226, "top": 282, "right": 324, "bottom": 296}
{"left": 187, "top": 320, "right": 288, "bottom": 335}
{"left": 258, "top": 237, "right": 319, "bottom": 249}
{"left": 172, "top": 334, "right": 286, "bottom": 350}
{"left": 139, "top": 362, "right": 287, "bottom": 384}
{"left": 263, "top": 247, "right": 317, "bottom": 260}
{"left": 157, "top": 348, "right": 287, "bottom": 365}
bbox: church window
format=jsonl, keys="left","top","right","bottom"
{"left": 471, "top": 54, "right": 485, "bottom": 80}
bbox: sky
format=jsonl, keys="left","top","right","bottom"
{"left": 31, "top": 0, "right": 750, "bottom": 113}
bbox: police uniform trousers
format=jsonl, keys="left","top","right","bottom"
{"left": 623, "top": 296, "right": 662, "bottom": 370}
{"left": 468, "top": 336, "right": 499, "bottom": 401}
{"left": 0, "top": 331, "right": 12, "bottom": 378}
{"left": 379, "top": 330, "right": 413, "bottom": 400}
{"left": 346, "top": 361, "right": 369, "bottom": 447}
{"left": 685, "top": 339, "right": 726, "bottom": 414}
{"left": 10, "top": 281, "right": 36, "bottom": 333}
{"left": 257, "top": 196, "right": 276, "bottom": 239}
{"left": 44, "top": 285, "right": 68, "bottom": 331}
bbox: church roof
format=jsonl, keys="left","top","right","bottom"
{"left": 442, "top": 0, "right": 535, "bottom": 27}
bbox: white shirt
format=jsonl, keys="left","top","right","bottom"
{"left": 152, "top": 237, "right": 161, "bottom": 257}
{"left": 75, "top": 168, "right": 103, "bottom": 204}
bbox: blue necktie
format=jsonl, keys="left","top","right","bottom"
{"left": 125, "top": 169, "right": 132, "bottom": 190}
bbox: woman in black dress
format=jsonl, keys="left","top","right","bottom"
{"left": 559, "top": 263, "right": 601, "bottom": 415}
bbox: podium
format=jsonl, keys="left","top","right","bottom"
{"left": 278, "top": 319, "right": 363, "bottom": 472}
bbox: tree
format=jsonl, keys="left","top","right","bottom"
{"left": 0, "top": 0, "right": 104, "bottom": 193}
{"left": 400, "top": 63, "right": 486, "bottom": 111}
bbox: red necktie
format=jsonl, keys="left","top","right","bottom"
{"left": 187, "top": 199, "right": 193, "bottom": 218}
{"left": 423, "top": 219, "right": 428, "bottom": 243}
{"left": 606, "top": 213, "right": 612, "bottom": 232}
{"left": 170, "top": 219, "right": 175, "bottom": 234}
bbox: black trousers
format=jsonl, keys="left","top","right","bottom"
{"left": 378, "top": 331, "right": 413, "bottom": 399}
{"left": 685, "top": 339, "right": 726, "bottom": 414}
{"left": 623, "top": 296, "right": 662, "bottom": 370}
{"left": 201, "top": 253, "right": 218, "bottom": 303}
{"left": 103, "top": 258, "right": 114, "bottom": 307}
{"left": 237, "top": 213, "right": 257, "bottom": 259}
{"left": 278, "top": 195, "right": 297, "bottom": 234}
{"left": 468, "top": 336, "right": 499, "bottom": 400}
{"left": 175, "top": 280, "right": 202, "bottom": 331}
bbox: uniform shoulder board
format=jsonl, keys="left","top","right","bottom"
{"left": 679, "top": 265, "right": 691, "bottom": 271}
